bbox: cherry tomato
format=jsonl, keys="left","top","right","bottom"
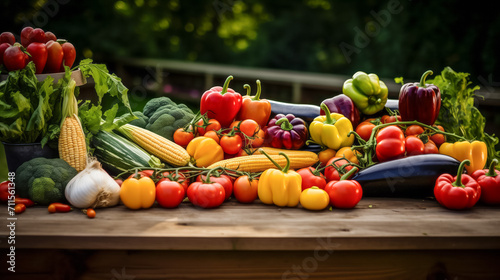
{"left": 324, "top": 180, "right": 363, "bottom": 209}
{"left": 318, "top": 149, "right": 336, "bottom": 167}
{"left": 430, "top": 125, "right": 446, "bottom": 147}
{"left": 220, "top": 134, "right": 243, "bottom": 155}
{"left": 20, "top": 27, "right": 33, "bottom": 47}
{"left": 3, "top": 44, "right": 28, "bottom": 71}
{"left": 300, "top": 187, "right": 330, "bottom": 210}
{"left": 197, "top": 118, "right": 221, "bottom": 136}
{"left": 26, "top": 42, "right": 48, "bottom": 74}
{"left": 44, "top": 40, "right": 63, "bottom": 73}
{"left": 173, "top": 127, "right": 194, "bottom": 147}
{"left": 250, "top": 128, "right": 265, "bottom": 148}
{"left": 297, "top": 167, "right": 327, "bottom": 191}
{"left": 0, "top": 32, "right": 15, "bottom": 45}
{"left": 187, "top": 181, "right": 225, "bottom": 209}
{"left": 424, "top": 140, "right": 439, "bottom": 154}
{"left": 405, "top": 125, "right": 424, "bottom": 136}
{"left": 28, "top": 28, "right": 45, "bottom": 44}
{"left": 14, "top": 204, "right": 26, "bottom": 214}
{"left": 44, "top": 31, "right": 57, "bottom": 42}
{"left": 156, "top": 180, "right": 185, "bottom": 208}
{"left": 197, "top": 174, "right": 233, "bottom": 200}
{"left": 238, "top": 119, "right": 260, "bottom": 138}
{"left": 405, "top": 136, "right": 424, "bottom": 156}
{"left": 86, "top": 208, "right": 96, "bottom": 219}
{"left": 233, "top": 175, "right": 259, "bottom": 203}
{"left": 60, "top": 42, "right": 76, "bottom": 70}
{"left": 381, "top": 115, "right": 401, "bottom": 124}
{"left": 157, "top": 171, "right": 189, "bottom": 192}
{"left": 355, "top": 120, "right": 376, "bottom": 142}
{"left": 324, "top": 157, "right": 355, "bottom": 182}
{"left": 376, "top": 125, "right": 405, "bottom": 162}
{"left": 203, "top": 130, "right": 220, "bottom": 144}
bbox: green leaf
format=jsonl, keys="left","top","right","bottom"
{"left": 394, "top": 77, "right": 404, "bottom": 85}
{"left": 78, "top": 101, "right": 102, "bottom": 135}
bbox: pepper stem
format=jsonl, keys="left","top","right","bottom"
{"left": 486, "top": 159, "right": 499, "bottom": 177}
{"left": 419, "top": 70, "right": 433, "bottom": 88}
{"left": 340, "top": 167, "right": 358, "bottom": 181}
{"left": 244, "top": 84, "right": 251, "bottom": 96}
{"left": 221, "top": 75, "right": 233, "bottom": 95}
{"left": 320, "top": 103, "right": 336, "bottom": 125}
{"left": 452, "top": 160, "right": 470, "bottom": 188}
{"left": 259, "top": 149, "right": 291, "bottom": 173}
{"left": 252, "top": 80, "right": 262, "bottom": 101}
{"left": 276, "top": 117, "right": 293, "bottom": 131}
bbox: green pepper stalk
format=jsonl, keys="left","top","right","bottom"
{"left": 259, "top": 149, "right": 291, "bottom": 173}
{"left": 320, "top": 103, "right": 337, "bottom": 125}
{"left": 418, "top": 70, "right": 433, "bottom": 88}
{"left": 453, "top": 160, "right": 470, "bottom": 188}
{"left": 221, "top": 75, "right": 233, "bottom": 95}
{"left": 276, "top": 117, "right": 294, "bottom": 131}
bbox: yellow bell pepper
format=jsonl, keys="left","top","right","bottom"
{"left": 309, "top": 103, "right": 354, "bottom": 150}
{"left": 439, "top": 141, "right": 487, "bottom": 174}
{"left": 258, "top": 150, "right": 302, "bottom": 207}
{"left": 120, "top": 176, "right": 156, "bottom": 210}
{"left": 186, "top": 136, "right": 224, "bottom": 167}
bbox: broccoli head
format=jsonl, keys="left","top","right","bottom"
{"left": 143, "top": 97, "right": 176, "bottom": 118}
{"left": 125, "top": 111, "right": 149, "bottom": 128}
{"left": 16, "top": 157, "right": 78, "bottom": 205}
{"left": 145, "top": 103, "right": 195, "bottom": 141}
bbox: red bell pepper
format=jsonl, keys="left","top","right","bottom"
{"left": 200, "top": 75, "right": 242, "bottom": 127}
{"left": 434, "top": 160, "right": 481, "bottom": 210}
{"left": 471, "top": 159, "right": 500, "bottom": 205}
{"left": 26, "top": 42, "right": 48, "bottom": 74}
{"left": 44, "top": 40, "right": 63, "bottom": 73}
{"left": 398, "top": 70, "right": 441, "bottom": 125}
{"left": 59, "top": 41, "right": 76, "bottom": 71}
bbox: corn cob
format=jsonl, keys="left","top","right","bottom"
{"left": 207, "top": 150, "right": 319, "bottom": 172}
{"left": 117, "top": 124, "right": 190, "bottom": 167}
{"left": 59, "top": 79, "right": 87, "bottom": 172}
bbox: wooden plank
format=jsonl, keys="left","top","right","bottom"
{"left": 1, "top": 198, "right": 499, "bottom": 251}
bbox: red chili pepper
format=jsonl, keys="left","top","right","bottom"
{"left": 471, "top": 159, "right": 500, "bottom": 205}
{"left": 44, "top": 40, "right": 63, "bottom": 73}
{"left": 200, "top": 75, "right": 242, "bottom": 127}
{"left": 14, "top": 204, "right": 26, "bottom": 214}
{"left": 15, "top": 197, "right": 35, "bottom": 207}
{"left": 48, "top": 202, "right": 72, "bottom": 213}
{"left": 434, "top": 160, "right": 481, "bottom": 210}
{"left": 59, "top": 41, "right": 76, "bottom": 71}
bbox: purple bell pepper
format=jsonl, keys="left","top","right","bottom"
{"left": 265, "top": 114, "right": 308, "bottom": 150}
{"left": 320, "top": 94, "right": 360, "bottom": 128}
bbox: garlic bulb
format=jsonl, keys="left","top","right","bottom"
{"left": 65, "top": 158, "right": 121, "bottom": 208}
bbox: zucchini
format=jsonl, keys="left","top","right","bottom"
{"left": 92, "top": 130, "right": 165, "bottom": 175}
{"left": 352, "top": 154, "right": 460, "bottom": 198}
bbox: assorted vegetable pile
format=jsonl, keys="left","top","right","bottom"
{"left": 2, "top": 28, "right": 500, "bottom": 216}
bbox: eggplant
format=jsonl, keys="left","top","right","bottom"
{"left": 268, "top": 99, "right": 320, "bottom": 123}
{"left": 352, "top": 154, "right": 460, "bottom": 198}
{"left": 320, "top": 94, "right": 361, "bottom": 127}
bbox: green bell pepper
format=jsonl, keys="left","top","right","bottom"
{"left": 342, "top": 71, "right": 388, "bottom": 115}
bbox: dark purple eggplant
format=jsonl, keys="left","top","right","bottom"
{"left": 352, "top": 154, "right": 460, "bottom": 198}
{"left": 265, "top": 114, "right": 308, "bottom": 150}
{"left": 268, "top": 99, "right": 320, "bottom": 123}
{"left": 320, "top": 94, "right": 361, "bottom": 127}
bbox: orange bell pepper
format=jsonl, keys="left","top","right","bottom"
{"left": 238, "top": 80, "right": 272, "bottom": 127}
{"left": 186, "top": 136, "right": 224, "bottom": 167}
{"left": 120, "top": 176, "right": 156, "bottom": 210}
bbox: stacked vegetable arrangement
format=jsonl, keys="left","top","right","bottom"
{"left": 2, "top": 61, "right": 500, "bottom": 216}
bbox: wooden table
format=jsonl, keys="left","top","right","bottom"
{"left": 1, "top": 198, "right": 500, "bottom": 279}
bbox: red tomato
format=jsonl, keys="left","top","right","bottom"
{"left": 430, "top": 125, "right": 446, "bottom": 147}
{"left": 28, "top": 28, "right": 45, "bottom": 44}
{"left": 157, "top": 171, "right": 189, "bottom": 192}
{"left": 127, "top": 170, "right": 155, "bottom": 180}
{"left": 86, "top": 208, "right": 96, "bottom": 219}
{"left": 233, "top": 175, "right": 258, "bottom": 203}
{"left": 0, "top": 180, "right": 10, "bottom": 202}
{"left": 14, "top": 204, "right": 26, "bottom": 214}
{"left": 197, "top": 174, "right": 233, "bottom": 200}
{"left": 324, "top": 157, "right": 355, "bottom": 182}
{"left": 0, "top": 43, "right": 11, "bottom": 65}
{"left": 20, "top": 27, "right": 33, "bottom": 47}
{"left": 26, "top": 42, "right": 48, "bottom": 74}
{"left": 376, "top": 125, "right": 405, "bottom": 162}
{"left": 44, "top": 31, "right": 57, "bottom": 42}
{"left": 3, "top": 44, "right": 28, "bottom": 71}
{"left": 44, "top": 40, "right": 63, "bottom": 73}
{"left": 0, "top": 32, "right": 15, "bottom": 45}
{"left": 405, "top": 125, "right": 424, "bottom": 136}
{"left": 203, "top": 130, "right": 220, "bottom": 144}
{"left": 355, "top": 120, "right": 376, "bottom": 142}
{"left": 405, "top": 136, "right": 424, "bottom": 156}
{"left": 381, "top": 115, "right": 401, "bottom": 124}
{"left": 423, "top": 140, "right": 439, "bottom": 154}
{"left": 173, "top": 127, "right": 194, "bottom": 147}
{"left": 238, "top": 119, "right": 260, "bottom": 138}
{"left": 60, "top": 42, "right": 76, "bottom": 70}
{"left": 250, "top": 128, "right": 265, "bottom": 148}
{"left": 297, "top": 167, "right": 327, "bottom": 191}
{"left": 187, "top": 181, "right": 225, "bottom": 208}
{"left": 156, "top": 180, "right": 185, "bottom": 208}
{"left": 220, "top": 134, "right": 242, "bottom": 155}
{"left": 318, "top": 149, "right": 336, "bottom": 167}
{"left": 324, "top": 180, "right": 363, "bottom": 209}
{"left": 197, "top": 118, "right": 221, "bottom": 136}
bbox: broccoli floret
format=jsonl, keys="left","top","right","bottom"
{"left": 125, "top": 111, "right": 149, "bottom": 128}
{"left": 16, "top": 157, "right": 78, "bottom": 205}
{"left": 145, "top": 103, "right": 194, "bottom": 140}
{"left": 143, "top": 97, "right": 176, "bottom": 118}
